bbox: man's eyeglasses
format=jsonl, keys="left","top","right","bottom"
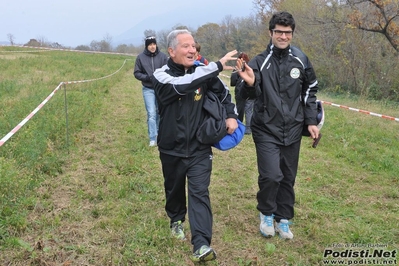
{"left": 272, "top": 30, "right": 293, "bottom": 37}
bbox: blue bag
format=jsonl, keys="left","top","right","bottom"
{"left": 213, "top": 119, "right": 245, "bottom": 151}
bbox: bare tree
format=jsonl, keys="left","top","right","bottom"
{"left": 115, "top": 44, "right": 129, "bottom": 53}
{"left": 253, "top": 0, "right": 282, "bottom": 24}
{"left": 7, "top": 33, "right": 15, "bottom": 45}
{"left": 36, "top": 35, "right": 48, "bottom": 47}
{"left": 100, "top": 33, "right": 113, "bottom": 52}
{"left": 90, "top": 40, "right": 101, "bottom": 51}
{"left": 104, "top": 33, "right": 113, "bottom": 43}
{"left": 155, "top": 29, "right": 170, "bottom": 52}
{"left": 50, "top": 42, "right": 63, "bottom": 49}
{"left": 346, "top": 0, "right": 399, "bottom": 52}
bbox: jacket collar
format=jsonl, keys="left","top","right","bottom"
{"left": 167, "top": 58, "right": 195, "bottom": 76}
{"left": 269, "top": 42, "right": 290, "bottom": 58}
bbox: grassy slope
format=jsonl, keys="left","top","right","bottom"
{"left": 0, "top": 51, "right": 398, "bottom": 265}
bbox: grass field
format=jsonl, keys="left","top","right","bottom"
{"left": 0, "top": 47, "right": 398, "bottom": 265}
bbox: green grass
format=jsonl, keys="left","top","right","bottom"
{"left": 0, "top": 47, "right": 398, "bottom": 265}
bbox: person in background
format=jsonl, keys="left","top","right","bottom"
{"left": 230, "top": 52, "right": 254, "bottom": 135}
{"left": 151, "top": 29, "right": 238, "bottom": 263}
{"left": 134, "top": 36, "right": 168, "bottom": 147}
{"left": 194, "top": 42, "right": 209, "bottom": 65}
{"left": 236, "top": 11, "right": 320, "bottom": 240}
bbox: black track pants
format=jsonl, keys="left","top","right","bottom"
{"left": 160, "top": 152, "right": 213, "bottom": 252}
{"left": 255, "top": 140, "right": 301, "bottom": 221}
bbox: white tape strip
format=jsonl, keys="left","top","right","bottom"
{"left": 0, "top": 83, "right": 63, "bottom": 147}
{"left": 0, "top": 45, "right": 136, "bottom": 56}
{"left": 63, "top": 59, "right": 129, "bottom": 84}
{"left": 0, "top": 59, "right": 131, "bottom": 147}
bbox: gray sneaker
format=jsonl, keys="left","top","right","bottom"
{"left": 171, "top": 221, "right": 186, "bottom": 240}
{"left": 260, "top": 213, "right": 275, "bottom": 237}
{"left": 275, "top": 219, "right": 294, "bottom": 239}
{"left": 190, "top": 245, "right": 216, "bottom": 262}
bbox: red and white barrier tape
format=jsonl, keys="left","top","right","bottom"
{"left": 321, "top": 101, "right": 399, "bottom": 122}
{"left": 0, "top": 59, "right": 131, "bottom": 147}
{"left": 0, "top": 82, "right": 63, "bottom": 147}
{"left": 220, "top": 74, "right": 399, "bottom": 122}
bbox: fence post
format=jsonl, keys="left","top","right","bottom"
{"left": 63, "top": 82, "right": 70, "bottom": 154}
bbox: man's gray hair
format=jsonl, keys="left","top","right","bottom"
{"left": 167, "top": 29, "right": 192, "bottom": 50}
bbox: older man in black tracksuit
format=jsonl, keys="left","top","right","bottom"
{"left": 236, "top": 11, "right": 320, "bottom": 240}
{"left": 151, "top": 29, "right": 238, "bottom": 262}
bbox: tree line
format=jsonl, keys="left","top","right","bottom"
{"left": 152, "top": 0, "right": 399, "bottom": 102}
{"left": 9, "top": 0, "right": 399, "bottom": 101}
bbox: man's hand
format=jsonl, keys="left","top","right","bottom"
{"left": 237, "top": 59, "right": 255, "bottom": 86}
{"left": 219, "top": 50, "right": 238, "bottom": 71}
{"left": 307, "top": 125, "right": 320, "bottom": 140}
{"left": 226, "top": 118, "right": 238, "bottom": 135}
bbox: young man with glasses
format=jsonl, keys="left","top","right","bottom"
{"left": 236, "top": 11, "right": 320, "bottom": 239}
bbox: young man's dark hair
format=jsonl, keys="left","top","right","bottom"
{"left": 269, "top": 11, "right": 296, "bottom": 32}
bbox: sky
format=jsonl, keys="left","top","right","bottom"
{"left": 1, "top": 0, "right": 255, "bottom": 48}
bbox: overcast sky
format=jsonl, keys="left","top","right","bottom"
{"left": 2, "top": 0, "right": 255, "bottom": 47}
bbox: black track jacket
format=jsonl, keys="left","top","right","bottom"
{"left": 152, "top": 58, "right": 237, "bottom": 157}
{"left": 238, "top": 43, "right": 319, "bottom": 146}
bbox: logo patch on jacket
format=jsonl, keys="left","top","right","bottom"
{"left": 194, "top": 88, "right": 202, "bottom": 101}
{"left": 290, "top": 68, "right": 300, "bottom": 79}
